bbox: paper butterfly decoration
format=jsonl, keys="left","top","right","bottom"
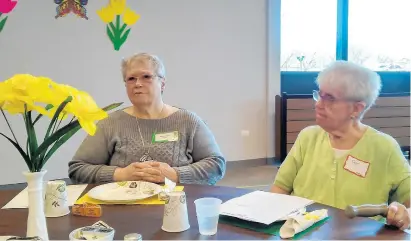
{"left": 54, "top": 0, "right": 89, "bottom": 20}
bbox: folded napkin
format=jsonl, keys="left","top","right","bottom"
{"left": 279, "top": 209, "right": 328, "bottom": 239}
{"left": 75, "top": 186, "right": 184, "bottom": 205}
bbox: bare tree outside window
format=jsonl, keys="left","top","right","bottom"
{"left": 348, "top": 0, "right": 410, "bottom": 71}
{"left": 281, "top": 0, "right": 337, "bottom": 71}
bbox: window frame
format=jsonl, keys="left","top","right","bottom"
{"left": 281, "top": 0, "right": 410, "bottom": 95}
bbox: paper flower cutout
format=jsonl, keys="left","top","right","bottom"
{"left": 97, "top": 0, "right": 140, "bottom": 51}
{"left": 54, "top": 0, "right": 89, "bottom": 20}
{"left": 0, "top": 0, "right": 17, "bottom": 34}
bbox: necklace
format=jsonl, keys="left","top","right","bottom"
{"left": 135, "top": 104, "right": 165, "bottom": 162}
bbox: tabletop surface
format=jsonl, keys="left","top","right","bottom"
{"left": 0, "top": 183, "right": 409, "bottom": 240}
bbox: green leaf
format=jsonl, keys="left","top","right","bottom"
{"left": 0, "top": 132, "right": 32, "bottom": 171}
{"left": 102, "top": 102, "right": 123, "bottom": 112}
{"left": 35, "top": 96, "right": 72, "bottom": 163}
{"left": 106, "top": 25, "right": 116, "bottom": 43}
{"left": 22, "top": 111, "right": 31, "bottom": 159}
{"left": 34, "top": 119, "right": 79, "bottom": 162}
{"left": 41, "top": 125, "right": 82, "bottom": 166}
{"left": 34, "top": 102, "right": 123, "bottom": 169}
{"left": 44, "top": 96, "right": 72, "bottom": 142}
{"left": 119, "top": 29, "right": 131, "bottom": 45}
{"left": 109, "top": 22, "right": 116, "bottom": 32}
{"left": 0, "top": 16, "right": 8, "bottom": 33}
{"left": 32, "top": 104, "right": 54, "bottom": 125}
{"left": 119, "top": 23, "right": 127, "bottom": 34}
{"left": 26, "top": 111, "right": 38, "bottom": 160}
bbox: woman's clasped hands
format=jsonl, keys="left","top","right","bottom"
{"left": 113, "top": 161, "right": 178, "bottom": 183}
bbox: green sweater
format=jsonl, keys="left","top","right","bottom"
{"left": 274, "top": 125, "right": 410, "bottom": 211}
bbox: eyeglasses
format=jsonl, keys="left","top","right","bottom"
{"left": 125, "top": 74, "right": 161, "bottom": 84}
{"left": 313, "top": 90, "right": 360, "bottom": 104}
{"left": 313, "top": 90, "right": 337, "bottom": 103}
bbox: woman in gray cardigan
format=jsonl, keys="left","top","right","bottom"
{"left": 68, "top": 53, "right": 226, "bottom": 185}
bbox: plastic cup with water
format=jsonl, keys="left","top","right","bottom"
{"left": 194, "top": 197, "right": 222, "bottom": 235}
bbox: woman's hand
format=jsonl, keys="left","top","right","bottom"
{"left": 387, "top": 202, "right": 410, "bottom": 230}
{"left": 145, "top": 161, "right": 178, "bottom": 183}
{"left": 113, "top": 162, "right": 162, "bottom": 182}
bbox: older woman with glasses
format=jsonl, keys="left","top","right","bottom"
{"left": 271, "top": 61, "right": 410, "bottom": 230}
{"left": 69, "top": 53, "right": 226, "bottom": 185}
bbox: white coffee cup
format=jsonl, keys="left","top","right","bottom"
{"left": 161, "top": 191, "right": 190, "bottom": 232}
{"left": 44, "top": 180, "right": 70, "bottom": 217}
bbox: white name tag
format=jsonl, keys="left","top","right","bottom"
{"left": 152, "top": 131, "right": 179, "bottom": 143}
{"left": 343, "top": 155, "right": 370, "bottom": 178}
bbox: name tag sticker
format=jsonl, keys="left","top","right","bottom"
{"left": 343, "top": 155, "right": 370, "bottom": 178}
{"left": 152, "top": 131, "right": 179, "bottom": 143}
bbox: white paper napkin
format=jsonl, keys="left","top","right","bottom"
{"left": 2, "top": 184, "right": 87, "bottom": 209}
{"left": 279, "top": 209, "right": 328, "bottom": 239}
{"left": 164, "top": 177, "right": 176, "bottom": 192}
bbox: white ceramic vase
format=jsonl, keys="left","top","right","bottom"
{"left": 23, "top": 170, "right": 49, "bottom": 241}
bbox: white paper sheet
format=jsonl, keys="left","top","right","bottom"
{"left": 220, "top": 190, "right": 314, "bottom": 225}
{"left": 1, "top": 184, "right": 87, "bottom": 209}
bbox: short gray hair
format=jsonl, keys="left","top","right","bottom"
{"left": 316, "top": 60, "right": 382, "bottom": 111}
{"left": 121, "top": 53, "right": 166, "bottom": 80}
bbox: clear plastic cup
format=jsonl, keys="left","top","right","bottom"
{"left": 194, "top": 197, "right": 222, "bottom": 235}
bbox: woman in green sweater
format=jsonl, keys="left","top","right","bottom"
{"left": 271, "top": 61, "right": 410, "bottom": 230}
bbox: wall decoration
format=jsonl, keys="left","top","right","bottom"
{"left": 54, "top": 0, "right": 89, "bottom": 20}
{"left": 0, "top": 0, "right": 17, "bottom": 34}
{"left": 97, "top": 0, "right": 140, "bottom": 51}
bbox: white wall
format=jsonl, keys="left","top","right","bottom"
{"left": 0, "top": 0, "right": 280, "bottom": 185}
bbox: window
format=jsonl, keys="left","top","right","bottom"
{"left": 281, "top": 0, "right": 337, "bottom": 71}
{"left": 348, "top": 0, "right": 411, "bottom": 71}
{"left": 281, "top": 0, "right": 410, "bottom": 72}
{"left": 280, "top": 0, "right": 410, "bottom": 94}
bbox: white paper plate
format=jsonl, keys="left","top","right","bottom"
{"left": 278, "top": 207, "right": 307, "bottom": 221}
{"left": 88, "top": 181, "right": 162, "bottom": 203}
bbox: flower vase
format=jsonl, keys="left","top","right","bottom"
{"left": 23, "top": 170, "right": 49, "bottom": 241}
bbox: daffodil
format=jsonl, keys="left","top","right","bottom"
{"left": 66, "top": 91, "right": 108, "bottom": 135}
{"left": 123, "top": 7, "right": 140, "bottom": 26}
{"left": 47, "top": 84, "right": 107, "bottom": 135}
{"left": 0, "top": 73, "right": 122, "bottom": 173}
{"left": 0, "top": 74, "right": 55, "bottom": 115}
{"left": 109, "top": 0, "right": 126, "bottom": 15}
{"left": 97, "top": 5, "right": 116, "bottom": 24}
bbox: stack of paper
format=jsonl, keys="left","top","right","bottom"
{"left": 220, "top": 191, "right": 314, "bottom": 225}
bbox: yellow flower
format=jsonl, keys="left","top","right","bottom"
{"left": 123, "top": 7, "right": 140, "bottom": 26}
{"left": 97, "top": 5, "right": 116, "bottom": 24}
{"left": 0, "top": 74, "right": 109, "bottom": 136}
{"left": 0, "top": 74, "right": 55, "bottom": 116}
{"left": 68, "top": 91, "right": 108, "bottom": 135}
{"left": 109, "top": 0, "right": 126, "bottom": 15}
{"left": 50, "top": 84, "right": 108, "bottom": 135}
